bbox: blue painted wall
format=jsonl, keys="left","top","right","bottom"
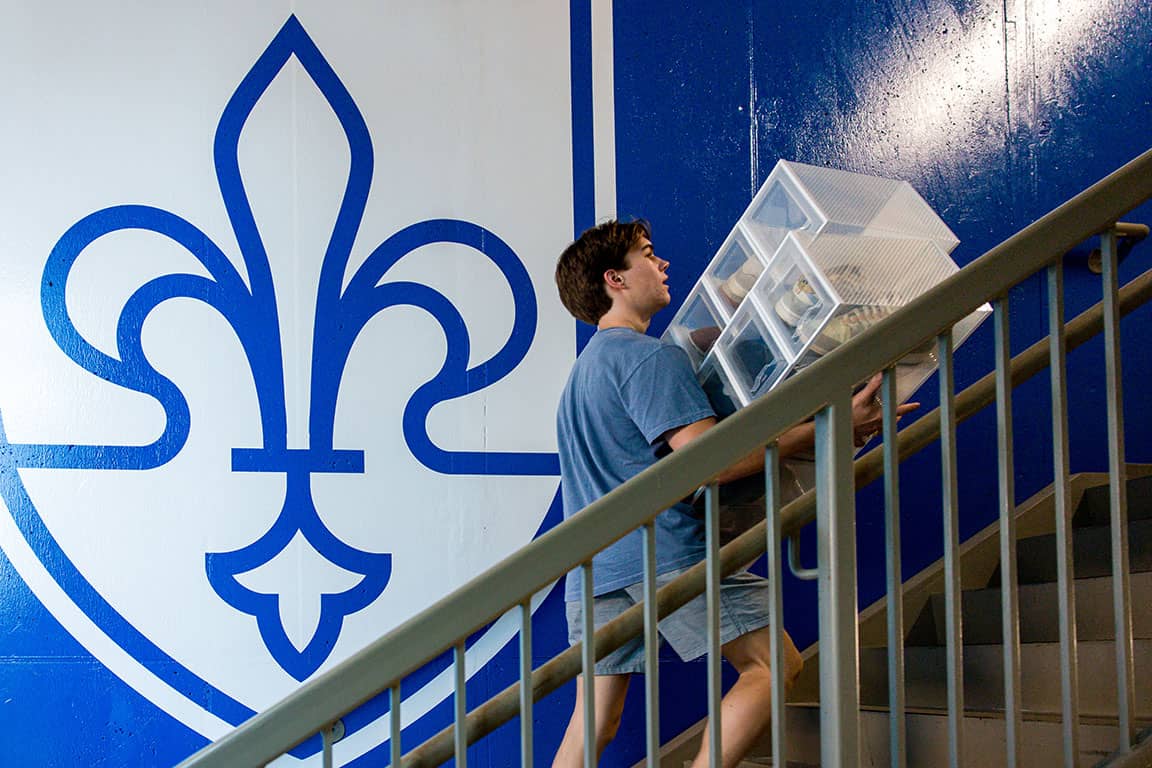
{"left": 596, "top": 0, "right": 1152, "bottom": 763}
{"left": 1, "top": 1, "right": 1150, "bottom": 766}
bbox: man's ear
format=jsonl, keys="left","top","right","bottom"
{"left": 603, "top": 270, "right": 625, "bottom": 289}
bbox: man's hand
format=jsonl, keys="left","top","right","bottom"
{"left": 850, "top": 373, "right": 920, "bottom": 447}
{"left": 666, "top": 373, "right": 921, "bottom": 484}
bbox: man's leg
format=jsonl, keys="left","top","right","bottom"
{"left": 552, "top": 673, "right": 632, "bottom": 768}
{"left": 688, "top": 626, "right": 803, "bottom": 768}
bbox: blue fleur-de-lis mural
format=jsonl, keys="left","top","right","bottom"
{"left": 0, "top": 13, "right": 559, "bottom": 686}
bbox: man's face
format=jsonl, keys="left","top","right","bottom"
{"left": 617, "top": 236, "right": 671, "bottom": 316}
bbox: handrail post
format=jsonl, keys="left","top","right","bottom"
{"left": 939, "top": 331, "right": 965, "bottom": 768}
{"left": 882, "top": 367, "right": 906, "bottom": 768}
{"left": 815, "top": 391, "right": 860, "bottom": 768}
{"left": 390, "top": 684, "right": 402, "bottom": 766}
{"left": 580, "top": 563, "right": 596, "bottom": 768}
{"left": 765, "top": 445, "right": 787, "bottom": 768}
{"left": 520, "top": 601, "right": 534, "bottom": 768}
{"left": 705, "top": 483, "right": 723, "bottom": 766}
{"left": 454, "top": 642, "right": 468, "bottom": 768}
{"left": 1048, "top": 261, "right": 1080, "bottom": 767}
{"left": 642, "top": 521, "right": 660, "bottom": 767}
{"left": 322, "top": 723, "right": 334, "bottom": 768}
{"left": 1102, "top": 228, "right": 1136, "bottom": 751}
{"left": 995, "top": 295, "right": 1023, "bottom": 768}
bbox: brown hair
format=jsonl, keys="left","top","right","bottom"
{"left": 555, "top": 219, "right": 651, "bottom": 325}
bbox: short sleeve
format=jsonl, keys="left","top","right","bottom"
{"left": 620, "top": 344, "right": 715, "bottom": 444}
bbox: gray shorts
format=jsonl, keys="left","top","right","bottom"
{"left": 565, "top": 567, "right": 772, "bottom": 675}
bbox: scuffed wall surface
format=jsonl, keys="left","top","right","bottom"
{"left": 607, "top": 0, "right": 1151, "bottom": 763}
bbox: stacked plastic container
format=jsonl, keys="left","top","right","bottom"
{"left": 663, "top": 160, "right": 989, "bottom": 417}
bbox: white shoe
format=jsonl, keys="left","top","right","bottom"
{"left": 774, "top": 277, "right": 820, "bottom": 327}
{"left": 717, "top": 258, "right": 762, "bottom": 308}
{"left": 796, "top": 306, "right": 892, "bottom": 356}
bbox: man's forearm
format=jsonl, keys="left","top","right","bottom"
{"left": 712, "top": 421, "right": 816, "bottom": 484}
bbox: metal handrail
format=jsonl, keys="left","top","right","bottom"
{"left": 177, "top": 146, "right": 1152, "bottom": 768}
{"left": 403, "top": 261, "right": 1152, "bottom": 768}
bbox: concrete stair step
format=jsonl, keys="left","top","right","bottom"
{"left": 746, "top": 703, "right": 1151, "bottom": 767}
{"left": 1013, "top": 518, "right": 1152, "bottom": 584}
{"left": 1073, "top": 475, "right": 1152, "bottom": 526}
{"left": 910, "top": 571, "right": 1152, "bottom": 645}
{"left": 856, "top": 639, "right": 1152, "bottom": 718}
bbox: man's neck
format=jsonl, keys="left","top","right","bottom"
{"left": 597, "top": 309, "right": 650, "bottom": 334}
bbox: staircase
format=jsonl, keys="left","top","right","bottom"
{"left": 174, "top": 150, "right": 1152, "bottom": 768}
{"left": 711, "top": 470, "right": 1152, "bottom": 768}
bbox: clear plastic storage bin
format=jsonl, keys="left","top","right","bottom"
{"left": 747, "top": 233, "right": 832, "bottom": 355}
{"left": 701, "top": 228, "right": 765, "bottom": 317}
{"left": 664, "top": 288, "right": 726, "bottom": 368}
{"left": 753, "top": 232, "right": 962, "bottom": 359}
{"left": 742, "top": 168, "right": 820, "bottom": 255}
{"left": 743, "top": 160, "right": 960, "bottom": 256}
{"left": 698, "top": 358, "right": 741, "bottom": 419}
{"left": 711, "top": 303, "right": 788, "bottom": 402}
{"left": 661, "top": 159, "right": 990, "bottom": 411}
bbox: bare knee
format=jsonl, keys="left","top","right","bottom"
{"left": 555, "top": 674, "right": 630, "bottom": 765}
{"left": 556, "top": 711, "right": 621, "bottom": 768}
{"left": 558, "top": 710, "right": 622, "bottom": 759}
{"left": 770, "top": 628, "right": 804, "bottom": 692}
{"left": 723, "top": 626, "right": 805, "bottom": 691}
{"left": 595, "top": 704, "right": 625, "bottom": 749}
{"left": 783, "top": 639, "right": 804, "bottom": 691}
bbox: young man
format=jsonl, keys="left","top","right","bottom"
{"left": 552, "top": 219, "right": 916, "bottom": 767}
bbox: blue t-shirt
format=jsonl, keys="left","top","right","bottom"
{"left": 557, "top": 327, "right": 716, "bottom": 600}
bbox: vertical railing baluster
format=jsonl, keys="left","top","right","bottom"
{"left": 454, "top": 641, "right": 468, "bottom": 768}
{"left": 322, "top": 724, "right": 334, "bottom": 768}
{"left": 581, "top": 562, "right": 596, "bottom": 768}
{"left": 765, "top": 445, "right": 787, "bottom": 768}
{"left": 390, "top": 683, "right": 402, "bottom": 767}
{"left": 816, "top": 392, "right": 860, "bottom": 768}
{"left": 520, "top": 600, "right": 534, "bottom": 768}
{"left": 995, "top": 296, "right": 1023, "bottom": 768}
{"left": 1101, "top": 229, "right": 1136, "bottom": 751}
{"left": 705, "top": 482, "right": 722, "bottom": 767}
{"left": 1048, "top": 261, "right": 1080, "bottom": 766}
{"left": 642, "top": 521, "right": 660, "bottom": 767}
{"left": 882, "top": 367, "right": 906, "bottom": 768}
{"left": 939, "top": 331, "right": 964, "bottom": 768}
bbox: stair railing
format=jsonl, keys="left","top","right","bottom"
{"left": 176, "top": 147, "right": 1152, "bottom": 768}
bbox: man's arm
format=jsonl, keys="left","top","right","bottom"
{"left": 666, "top": 418, "right": 816, "bottom": 484}
{"left": 664, "top": 374, "right": 920, "bottom": 485}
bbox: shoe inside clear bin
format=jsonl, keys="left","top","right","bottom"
{"left": 703, "top": 229, "right": 766, "bottom": 317}
{"left": 663, "top": 288, "right": 725, "bottom": 369}
{"left": 793, "top": 303, "right": 896, "bottom": 364}
{"left": 676, "top": 160, "right": 985, "bottom": 417}
{"left": 752, "top": 235, "right": 833, "bottom": 356}
{"left": 713, "top": 304, "right": 787, "bottom": 402}
{"left": 800, "top": 233, "right": 957, "bottom": 307}
{"left": 698, "top": 359, "right": 740, "bottom": 419}
{"left": 790, "top": 300, "right": 991, "bottom": 401}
